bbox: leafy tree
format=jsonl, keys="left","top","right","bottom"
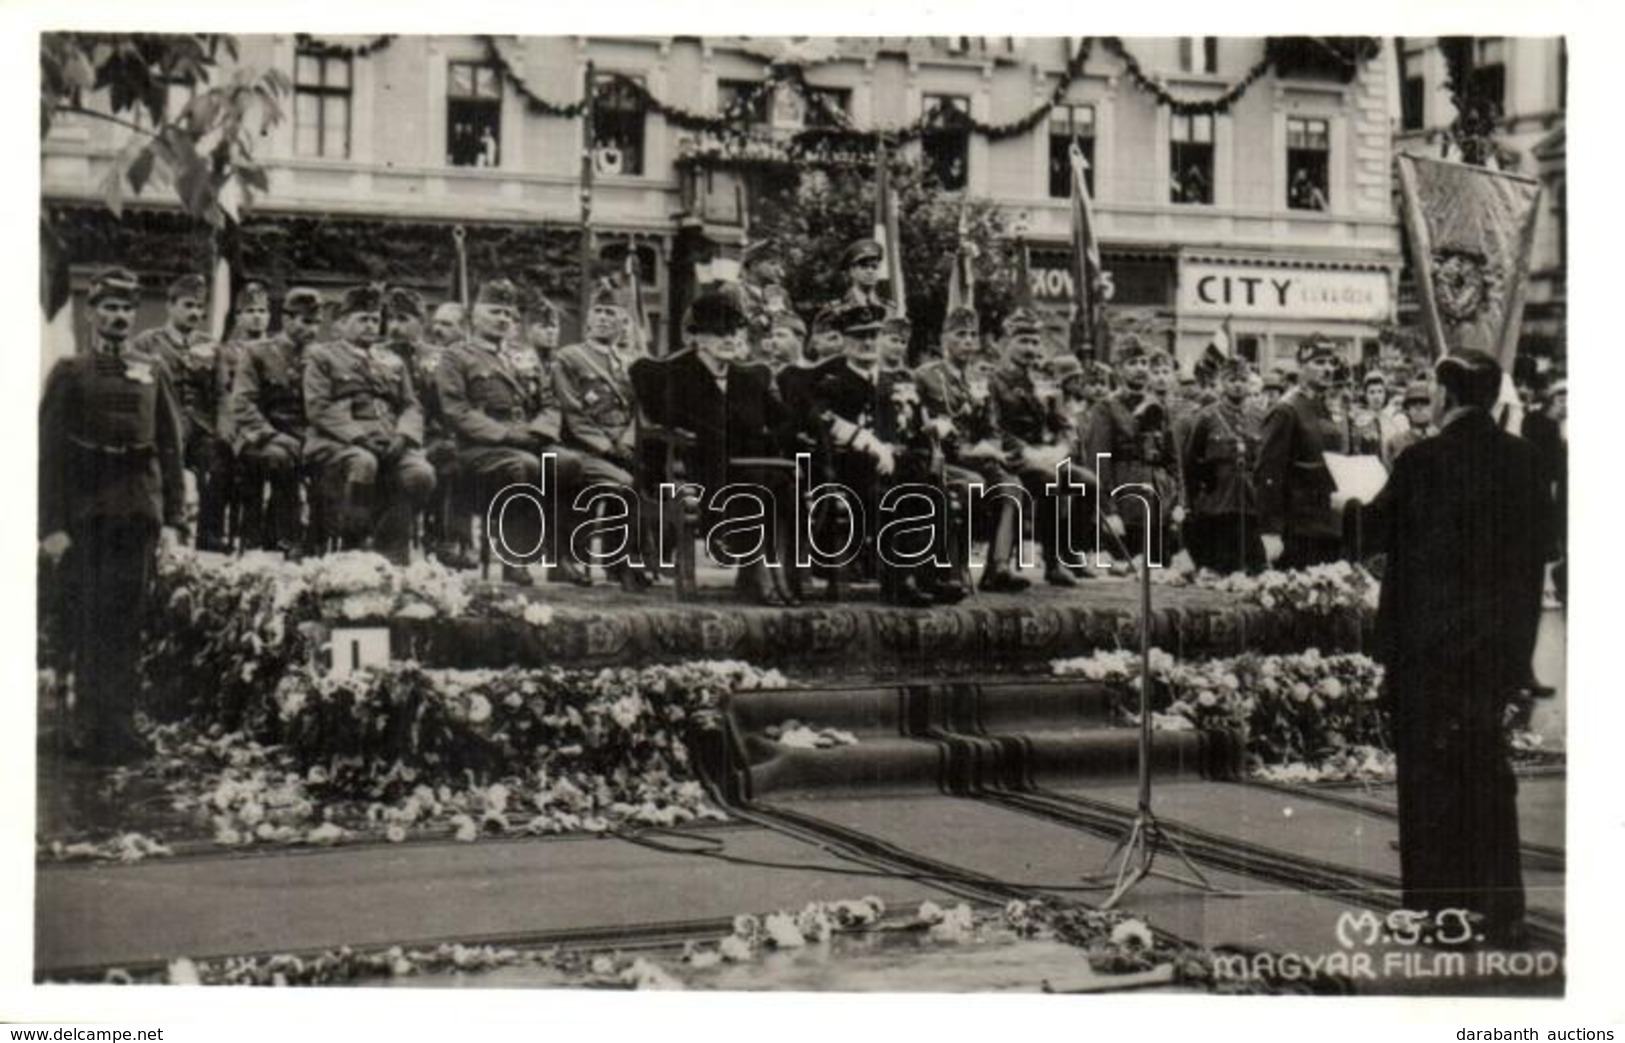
{"left": 749, "top": 159, "right": 1021, "bottom": 352}
{"left": 41, "top": 33, "right": 289, "bottom": 228}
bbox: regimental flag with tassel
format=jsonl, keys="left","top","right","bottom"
{"left": 1397, "top": 153, "right": 1542, "bottom": 411}
{"left": 1067, "top": 143, "right": 1107, "bottom": 360}
{"left": 1397, "top": 155, "right": 1542, "bottom": 429}
{"left": 946, "top": 205, "right": 977, "bottom": 314}
{"left": 874, "top": 137, "right": 907, "bottom": 316}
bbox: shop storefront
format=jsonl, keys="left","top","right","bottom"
{"left": 1176, "top": 254, "right": 1398, "bottom": 371}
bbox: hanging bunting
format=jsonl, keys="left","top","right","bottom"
{"left": 294, "top": 34, "right": 395, "bottom": 59}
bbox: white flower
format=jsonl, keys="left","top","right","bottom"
{"left": 1196, "top": 691, "right": 1218, "bottom": 709}
{"left": 1317, "top": 677, "right": 1345, "bottom": 700}
{"left": 522, "top": 603, "right": 555, "bottom": 627}
{"left": 167, "top": 958, "right": 202, "bottom": 985}
{"left": 306, "top": 822, "right": 346, "bottom": 845}
{"left": 763, "top": 912, "right": 806, "bottom": 948}
{"left": 1110, "top": 918, "right": 1155, "bottom": 949}
{"left": 718, "top": 935, "right": 753, "bottom": 962}
{"left": 916, "top": 900, "right": 945, "bottom": 925}
{"left": 466, "top": 694, "right": 492, "bottom": 725}
{"left": 451, "top": 815, "right": 479, "bottom": 843}
{"left": 386, "top": 824, "right": 408, "bottom": 844}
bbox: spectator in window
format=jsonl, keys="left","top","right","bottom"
{"left": 479, "top": 126, "right": 498, "bottom": 168}
{"left": 1290, "top": 168, "right": 1327, "bottom": 211}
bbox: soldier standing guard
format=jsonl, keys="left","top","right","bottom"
{"left": 1256, "top": 338, "right": 1349, "bottom": 569}
{"left": 302, "top": 284, "right": 436, "bottom": 564}
{"left": 232, "top": 287, "right": 325, "bottom": 556}
{"left": 219, "top": 281, "right": 272, "bottom": 549}
{"left": 40, "top": 267, "right": 186, "bottom": 763}
{"left": 129, "top": 273, "right": 232, "bottom": 550}
{"left": 1182, "top": 358, "right": 1266, "bottom": 574}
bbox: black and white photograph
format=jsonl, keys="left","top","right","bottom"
{"left": 13, "top": 10, "right": 1610, "bottom": 1035}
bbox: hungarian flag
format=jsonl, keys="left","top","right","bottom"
{"left": 945, "top": 204, "right": 977, "bottom": 313}
{"left": 1067, "top": 142, "right": 1107, "bottom": 358}
{"left": 1397, "top": 154, "right": 1541, "bottom": 368}
{"left": 625, "top": 248, "right": 652, "bottom": 357}
{"left": 1013, "top": 226, "right": 1035, "bottom": 311}
{"left": 1397, "top": 154, "right": 1541, "bottom": 429}
{"left": 874, "top": 137, "right": 907, "bottom": 315}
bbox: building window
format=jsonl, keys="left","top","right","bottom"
{"left": 294, "top": 49, "right": 353, "bottom": 159}
{"left": 1179, "top": 37, "right": 1218, "bottom": 74}
{"left": 718, "top": 78, "right": 771, "bottom": 133}
{"left": 1401, "top": 75, "right": 1425, "bottom": 130}
{"left": 921, "top": 94, "right": 970, "bottom": 191}
{"left": 593, "top": 73, "right": 647, "bottom": 177}
{"left": 803, "top": 86, "right": 851, "bottom": 129}
{"left": 1048, "top": 104, "right": 1096, "bottom": 199}
{"left": 1472, "top": 37, "right": 1507, "bottom": 116}
{"left": 1170, "top": 113, "right": 1214, "bottom": 205}
{"left": 447, "top": 61, "right": 502, "bottom": 168}
{"left": 1286, "top": 117, "right": 1330, "bottom": 211}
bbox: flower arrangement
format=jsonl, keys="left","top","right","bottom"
{"left": 1153, "top": 561, "right": 1377, "bottom": 617}
{"left": 1052, "top": 647, "right": 1389, "bottom": 776}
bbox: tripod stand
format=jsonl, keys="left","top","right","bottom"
{"left": 1093, "top": 515, "right": 1216, "bottom": 910}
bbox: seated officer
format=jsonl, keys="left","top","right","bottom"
{"left": 552, "top": 281, "right": 650, "bottom": 589}
{"left": 232, "top": 287, "right": 325, "bottom": 556}
{"left": 759, "top": 311, "right": 806, "bottom": 373}
{"left": 991, "top": 310, "right": 1116, "bottom": 585}
{"left": 791, "top": 303, "right": 962, "bottom": 607}
{"left": 302, "top": 284, "right": 436, "bottom": 564}
{"left": 639, "top": 283, "right": 799, "bottom": 604}
{"left": 914, "top": 305, "right": 1026, "bottom": 593}
{"left": 437, "top": 278, "right": 588, "bottom": 586}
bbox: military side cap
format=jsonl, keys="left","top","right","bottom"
{"left": 1401, "top": 381, "right": 1432, "bottom": 405}
{"left": 476, "top": 278, "right": 521, "bottom": 309}
{"left": 528, "top": 296, "right": 560, "bottom": 327}
{"left": 943, "top": 306, "right": 979, "bottom": 334}
{"left": 684, "top": 283, "right": 752, "bottom": 336}
{"left": 386, "top": 286, "right": 426, "bottom": 319}
{"left": 835, "top": 302, "right": 888, "bottom": 335}
{"left": 1001, "top": 308, "right": 1043, "bottom": 338}
{"left": 1297, "top": 337, "right": 1338, "bottom": 364}
{"left": 1218, "top": 357, "right": 1251, "bottom": 381}
{"left": 589, "top": 279, "right": 629, "bottom": 311}
{"left": 1362, "top": 370, "right": 1388, "bottom": 388}
{"left": 1084, "top": 360, "right": 1115, "bottom": 382}
{"left": 811, "top": 308, "right": 844, "bottom": 335}
{"left": 1146, "top": 348, "right": 1175, "bottom": 367}
{"left": 770, "top": 311, "right": 807, "bottom": 336}
{"left": 1262, "top": 369, "right": 1286, "bottom": 390}
{"left": 1047, "top": 355, "right": 1084, "bottom": 383}
{"left": 842, "top": 239, "right": 884, "bottom": 268}
{"left": 882, "top": 315, "right": 912, "bottom": 337}
{"left": 283, "top": 287, "right": 326, "bottom": 319}
{"left": 88, "top": 266, "right": 141, "bottom": 305}
{"left": 167, "top": 273, "right": 209, "bottom": 302}
{"left": 237, "top": 281, "right": 270, "bottom": 309}
{"left": 1434, "top": 349, "right": 1501, "bottom": 382}
{"left": 338, "top": 283, "right": 385, "bottom": 316}
{"left": 1115, "top": 335, "right": 1148, "bottom": 363}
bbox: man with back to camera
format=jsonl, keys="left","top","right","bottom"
{"left": 1362, "top": 350, "right": 1544, "bottom": 949}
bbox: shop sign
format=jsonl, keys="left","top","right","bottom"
{"left": 1180, "top": 262, "right": 1391, "bottom": 321}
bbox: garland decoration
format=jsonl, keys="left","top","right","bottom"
{"left": 480, "top": 35, "right": 587, "bottom": 119}
{"left": 293, "top": 34, "right": 395, "bottom": 60}
{"left": 1100, "top": 37, "right": 1274, "bottom": 116}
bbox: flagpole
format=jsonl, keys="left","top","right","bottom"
{"left": 578, "top": 60, "right": 597, "bottom": 335}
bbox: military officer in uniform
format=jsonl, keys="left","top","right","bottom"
{"left": 760, "top": 311, "right": 806, "bottom": 372}
{"left": 1384, "top": 380, "right": 1436, "bottom": 462}
{"left": 1182, "top": 358, "right": 1265, "bottom": 574}
{"left": 429, "top": 301, "right": 467, "bottom": 347}
{"left": 878, "top": 314, "right": 912, "bottom": 372}
{"left": 437, "top": 278, "right": 589, "bottom": 586}
{"left": 806, "top": 309, "right": 846, "bottom": 363}
{"left": 836, "top": 238, "right": 892, "bottom": 312}
{"left": 130, "top": 273, "right": 232, "bottom": 550}
{"left": 302, "top": 284, "right": 436, "bottom": 564}
{"left": 1256, "top": 338, "right": 1349, "bottom": 569}
{"left": 40, "top": 267, "right": 186, "bottom": 763}
{"left": 218, "top": 281, "right": 273, "bottom": 548}
{"left": 914, "top": 305, "right": 1025, "bottom": 592}
{"left": 232, "top": 287, "right": 325, "bottom": 556}
{"left": 990, "top": 309, "right": 1112, "bottom": 585}
{"left": 1083, "top": 338, "right": 1183, "bottom": 566}
{"left": 552, "top": 282, "right": 649, "bottom": 588}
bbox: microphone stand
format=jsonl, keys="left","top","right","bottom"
{"left": 1091, "top": 509, "right": 1215, "bottom": 910}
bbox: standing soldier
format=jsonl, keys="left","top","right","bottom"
{"left": 552, "top": 283, "right": 649, "bottom": 589}
{"left": 438, "top": 279, "right": 589, "bottom": 587}
{"left": 1183, "top": 358, "right": 1265, "bottom": 574}
{"left": 232, "top": 287, "right": 325, "bottom": 556}
{"left": 1256, "top": 338, "right": 1349, "bottom": 569}
{"left": 914, "top": 305, "right": 1026, "bottom": 592}
{"left": 1384, "top": 380, "right": 1436, "bottom": 462}
{"left": 40, "top": 267, "right": 186, "bottom": 763}
{"left": 1083, "top": 338, "right": 1182, "bottom": 566}
{"left": 835, "top": 239, "right": 893, "bottom": 312}
{"left": 219, "top": 281, "right": 272, "bottom": 549}
{"left": 302, "top": 284, "right": 436, "bottom": 564}
{"left": 129, "top": 273, "right": 232, "bottom": 550}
